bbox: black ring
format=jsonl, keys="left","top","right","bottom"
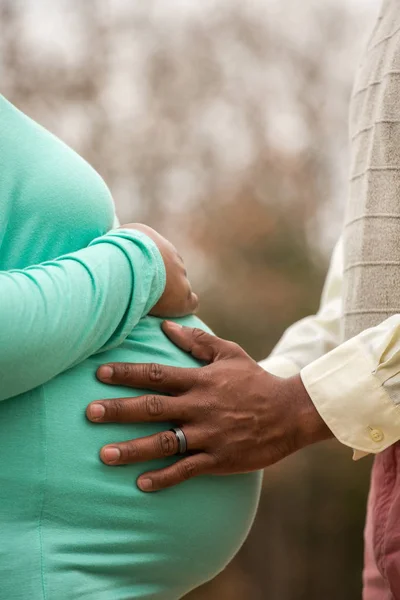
{"left": 170, "top": 427, "right": 188, "bottom": 454}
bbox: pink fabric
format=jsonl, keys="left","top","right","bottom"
{"left": 363, "top": 443, "right": 400, "bottom": 599}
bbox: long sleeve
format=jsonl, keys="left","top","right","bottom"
{"left": 259, "top": 237, "right": 343, "bottom": 377}
{"left": 259, "top": 236, "right": 400, "bottom": 457}
{"left": 301, "top": 311, "right": 400, "bottom": 458}
{"left": 0, "top": 228, "right": 166, "bottom": 401}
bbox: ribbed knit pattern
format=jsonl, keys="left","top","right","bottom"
{"left": 344, "top": 0, "right": 400, "bottom": 340}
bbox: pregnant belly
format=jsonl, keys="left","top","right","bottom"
{"left": 0, "top": 316, "right": 262, "bottom": 600}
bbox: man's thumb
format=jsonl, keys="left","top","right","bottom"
{"left": 161, "top": 321, "right": 228, "bottom": 363}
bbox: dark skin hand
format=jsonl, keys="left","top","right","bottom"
{"left": 86, "top": 322, "right": 333, "bottom": 492}
{"left": 123, "top": 223, "right": 199, "bottom": 317}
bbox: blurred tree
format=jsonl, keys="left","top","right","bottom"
{"left": 0, "top": 1, "right": 376, "bottom": 598}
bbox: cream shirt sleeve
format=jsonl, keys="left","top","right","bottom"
{"left": 260, "top": 236, "right": 400, "bottom": 458}
{"left": 259, "top": 237, "right": 343, "bottom": 377}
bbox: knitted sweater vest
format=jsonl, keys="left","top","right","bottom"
{"left": 344, "top": 0, "right": 400, "bottom": 341}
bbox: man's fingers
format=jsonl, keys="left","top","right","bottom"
{"left": 86, "top": 395, "right": 190, "bottom": 424}
{"left": 100, "top": 427, "right": 202, "bottom": 465}
{"left": 136, "top": 453, "right": 217, "bottom": 492}
{"left": 96, "top": 362, "right": 196, "bottom": 393}
{"left": 162, "top": 322, "right": 242, "bottom": 363}
{"left": 101, "top": 431, "right": 178, "bottom": 465}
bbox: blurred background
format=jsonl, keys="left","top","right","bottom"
{"left": 0, "top": 0, "right": 380, "bottom": 597}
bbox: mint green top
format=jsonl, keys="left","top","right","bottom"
{"left": 0, "top": 95, "right": 166, "bottom": 400}
{"left": 0, "top": 96, "right": 262, "bottom": 599}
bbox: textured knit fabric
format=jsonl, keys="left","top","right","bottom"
{"left": 343, "top": 0, "right": 400, "bottom": 342}
{"left": 260, "top": 234, "right": 400, "bottom": 457}
{"left": 0, "top": 94, "right": 167, "bottom": 400}
{"left": 260, "top": 0, "right": 400, "bottom": 458}
{"left": 259, "top": 3, "right": 400, "bottom": 595}
{"left": 0, "top": 95, "right": 262, "bottom": 599}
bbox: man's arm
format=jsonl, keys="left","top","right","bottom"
{"left": 84, "top": 239, "right": 343, "bottom": 489}
{"left": 259, "top": 237, "right": 343, "bottom": 377}
{"left": 86, "top": 235, "right": 400, "bottom": 490}
{"left": 301, "top": 314, "right": 400, "bottom": 459}
{"left": 87, "top": 325, "right": 332, "bottom": 492}
{"left": 258, "top": 235, "right": 400, "bottom": 458}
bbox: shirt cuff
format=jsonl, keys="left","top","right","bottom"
{"left": 300, "top": 337, "right": 400, "bottom": 458}
{"left": 258, "top": 355, "right": 300, "bottom": 378}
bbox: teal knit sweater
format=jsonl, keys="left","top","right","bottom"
{"left": 0, "top": 96, "right": 261, "bottom": 600}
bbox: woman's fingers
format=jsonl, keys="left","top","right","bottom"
{"left": 100, "top": 426, "right": 202, "bottom": 466}
{"left": 187, "top": 291, "right": 199, "bottom": 315}
{"left": 136, "top": 453, "right": 217, "bottom": 492}
{"left": 86, "top": 394, "right": 190, "bottom": 424}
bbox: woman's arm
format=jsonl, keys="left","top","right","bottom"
{"left": 0, "top": 228, "right": 166, "bottom": 401}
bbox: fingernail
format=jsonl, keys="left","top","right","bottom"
{"left": 103, "top": 447, "right": 121, "bottom": 463}
{"left": 89, "top": 403, "right": 105, "bottom": 420}
{"left": 165, "top": 321, "right": 182, "bottom": 329}
{"left": 97, "top": 365, "right": 114, "bottom": 380}
{"left": 138, "top": 478, "right": 153, "bottom": 492}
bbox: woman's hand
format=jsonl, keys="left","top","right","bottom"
{"left": 121, "top": 223, "right": 199, "bottom": 318}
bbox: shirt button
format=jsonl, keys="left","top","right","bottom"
{"left": 369, "top": 428, "right": 384, "bottom": 443}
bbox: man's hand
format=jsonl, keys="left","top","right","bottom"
{"left": 122, "top": 223, "right": 198, "bottom": 317}
{"left": 86, "top": 323, "right": 333, "bottom": 492}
